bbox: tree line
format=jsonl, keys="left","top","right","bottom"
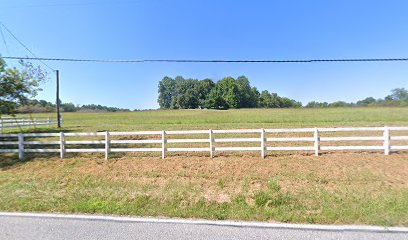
{"left": 17, "top": 100, "right": 131, "bottom": 113}
{"left": 158, "top": 76, "right": 408, "bottom": 109}
{"left": 305, "top": 88, "right": 408, "bottom": 108}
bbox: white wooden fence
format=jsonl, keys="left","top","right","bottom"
{"left": 0, "top": 117, "right": 61, "bottom": 131}
{"left": 0, "top": 126, "right": 407, "bottom": 160}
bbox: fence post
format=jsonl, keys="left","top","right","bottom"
{"left": 0, "top": 118, "right": 3, "bottom": 133}
{"left": 12, "top": 118, "right": 18, "bottom": 129}
{"left": 314, "top": 128, "right": 319, "bottom": 156}
{"left": 162, "top": 130, "right": 166, "bottom": 159}
{"left": 47, "top": 117, "right": 51, "bottom": 126}
{"left": 60, "top": 132, "right": 65, "bottom": 159}
{"left": 32, "top": 117, "right": 36, "bottom": 128}
{"left": 18, "top": 133, "right": 24, "bottom": 160}
{"left": 209, "top": 129, "right": 214, "bottom": 158}
{"left": 383, "top": 126, "right": 390, "bottom": 155}
{"left": 105, "top": 131, "right": 110, "bottom": 160}
{"left": 261, "top": 128, "right": 265, "bottom": 159}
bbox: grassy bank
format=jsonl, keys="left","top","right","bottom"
{"left": 0, "top": 153, "right": 407, "bottom": 226}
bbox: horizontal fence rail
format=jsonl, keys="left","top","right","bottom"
{"left": 0, "top": 126, "right": 407, "bottom": 160}
{"left": 0, "top": 117, "right": 62, "bottom": 131}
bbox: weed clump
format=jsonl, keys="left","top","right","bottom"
{"left": 254, "top": 178, "right": 292, "bottom": 208}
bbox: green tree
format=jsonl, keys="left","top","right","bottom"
{"left": 171, "top": 77, "right": 200, "bottom": 109}
{"left": 0, "top": 59, "right": 47, "bottom": 115}
{"left": 176, "top": 88, "right": 199, "bottom": 109}
{"left": 356, "top": 97, "right": 376, "bottom": 106}
{"left": 61, "top": 103, "right": 77, "bottom": 112}
{"left": 196, "top": 78, "right": 215, "bottom": 107}
{"left": 389, "top": 88, "right": 408, "bottom": 101}
{"left": 157, "top": 76, "right": 176, "bottom": 109}
{"left": 205, "top": 87, "right": 228, "bottom": 109}
{"left": 259, "top": 90, "right": 271, "bottom": 108}
{"left": 280, "top": 97, "right": 294, "bottom": 108}
{"left": 235, "top": 76, "right": 252, "bottom": 107}
{"left": 216, "top": 77, "right": 240, "bottom": 108}
{"left": 270, "top": 93, "right": 283, "bottom": 108}
{"left": 259, "top": 90, "right": 301, "bottom": 108}
{"left": 249, "top": 87, "right": 260, "bottom": 107}
{"left": 305, "top": 101, "right": 329, "bottom": 108}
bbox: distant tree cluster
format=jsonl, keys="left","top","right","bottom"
{"left": 18, "top": 99, "right": 56, "bottom": 113}
{"left": 158, "top": 76, "right": 301, "bottom": 109}
{"left": 259, "top": 90, "right": 302, "bottom": 108}
{"left": 305, "top": 88, "right": 408, "bottom": 108}
{"left": 16, "top": 100, "right": 131, "bottom": 113}
{"left": 78, "top": 104, "right": 131, "bottom": 113}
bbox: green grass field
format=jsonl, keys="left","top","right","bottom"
{"left": 9, "top": 107, "right": 408, "bottom": 132}
{"left": 1, "top": 108, "right": 408, "bottom": 226}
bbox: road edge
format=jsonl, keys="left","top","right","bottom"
{"left": 0, "top": 212, "right": 407, "bottom": 233}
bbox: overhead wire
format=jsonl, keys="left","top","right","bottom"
{"left": 0, "top": 24, "right": 10, "bottom": 55}
{"left": 0, "top": 22, "right": 55, "bottom": 71}
{"left": 1, "top": 1, "right": 121, "bottom": 9}
{"left": 2, "top": 56, "right": 408, "bottom": 64}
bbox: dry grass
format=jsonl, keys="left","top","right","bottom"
{"left": 1, "top": 152, "right": 407, "bottom": 225}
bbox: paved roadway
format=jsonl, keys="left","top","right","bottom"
{"left": 0, "top": 213, "right": 406, "bottom": 240}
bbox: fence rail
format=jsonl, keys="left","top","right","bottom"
{"left": 0, "top": 126, "right": 407, "bottom": 160}
{"left": 0, "top": 117, "right": 61, "bottom": 131}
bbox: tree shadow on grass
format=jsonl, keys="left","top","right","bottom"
{"left": 0, "top": 129, "right": 76, "bottom": 170}
{"left": 1, "top": 127, "right": 74, "bottom": 134}
{"left": 0, "top": 152, "right": 66, "bottom": 170}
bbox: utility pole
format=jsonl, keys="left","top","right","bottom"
{"left": 56, "top": 70, "right": 61, "bottom": 128}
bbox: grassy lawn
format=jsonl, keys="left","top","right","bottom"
{"left": 1, "top": 108, "right": 408, "bottom": 226}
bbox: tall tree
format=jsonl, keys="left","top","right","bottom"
{"left": 216, "top": 77, "right": 240, "bottom": 108}
{"left": 259, "top": 90, "right": 271, "bottom": 108}
{"left": 157, "top": 76, "right": 175, "bottom": 109}
{"left": 205, "top": 87, "right": 228, "bottom": 109}
{"left": 235, "top": 76, "right": 252, "bottom": 108}
{"left": 249, "top": 87, "right": 260, "bottom": 108}
{"left": 171, "top": 77, "right": 200, "bottom": 109}
{"left": 0, "top": 59, "right": 47, "bottom": 115}
{"left": 356, "top": 97, "right": 376, "bottom": 106}
{"left": 389, "top": 88, "right": 408, "bottom": 101}
{"left": 196, "top": 78, "right": 215, "bottom": 107}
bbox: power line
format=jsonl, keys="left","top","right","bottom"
{"left": 2, "top": 56, "right": 408, "bottom": 63}
{"left": 2, "top": 1, "right": 132, "bottom": 9}
{"left": 0, "top": 22, "right": 55, "bottom": 71}
{"left": 3, "top": 2, "right": 100, "bottom": 9}
{"left": 0, "top": 24, "right": 10, "bottom": 55}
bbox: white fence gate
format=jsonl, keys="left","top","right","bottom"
{"left": 0, "top": 126, "right": 407, "bottom": 160}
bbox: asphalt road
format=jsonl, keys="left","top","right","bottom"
{"left": 0, "top": 213, "right": 406, "bottom": 240}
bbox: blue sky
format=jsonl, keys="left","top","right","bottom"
{"left": 1, "top": 0, "right": 407, "bottom": 109}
